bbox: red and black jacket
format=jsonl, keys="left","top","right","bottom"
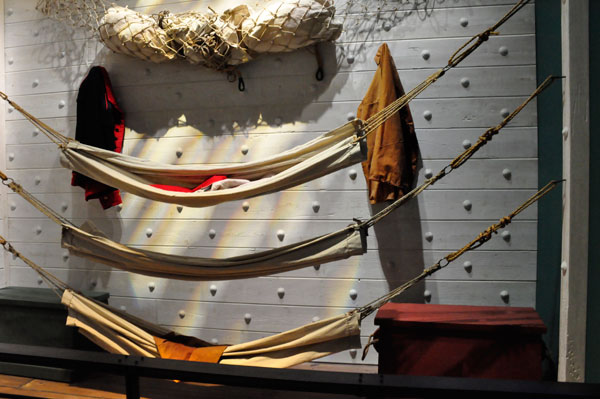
{"left": 72, "top": 66, "right": 124, "bottom": 209}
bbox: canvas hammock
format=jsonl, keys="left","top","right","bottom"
{"left": 0, "top": 75, "right": 556, "bottom": 281}
{"left": 39, "top": 0, "right": 342, "bottom": 70}
{"left": 0, "top": 179, "right": 559, "bottom": 367}
{"left": 0, "top": 0, "right": 529, "bottom": 208}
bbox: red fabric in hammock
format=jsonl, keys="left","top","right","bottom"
{"left": 151, "top": 175, "right": 227, "bottom": 192}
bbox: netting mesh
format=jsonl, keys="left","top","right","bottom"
{"left": 37, "top": 0, "right": 343, "bottom": 70}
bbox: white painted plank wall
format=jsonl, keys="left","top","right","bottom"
{"left": 3, "top": 0, "right": 537, "bottom": 365}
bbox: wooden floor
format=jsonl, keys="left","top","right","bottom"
{"left": 0, "top": 363, "right": 378, "bottom": 399}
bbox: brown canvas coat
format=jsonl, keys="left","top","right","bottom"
{"left": 357, "top": 43, "right": 419, "bottom": 204}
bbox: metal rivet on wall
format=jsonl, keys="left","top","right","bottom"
{"left": 459, "top": 17, "right": 468, "bottom": 27}
{"left": 500, "top": 108, "right": 509, "bottom": 118}
{"left": 501, "top": 230, "right": 511, "bottom": 241}
{"left": 178, "top": 310, "right": 185, "bottom": 319}
{"left": 6, "top": 8, "right": 13, "bottom": 16}
{"left": 211, "top": 338, "right": 219, "bottom": 345}
{"left": 277, "top": 287, "right": 285, "bottom": 299}
{"left": 242, "top": 201, "right": 250, "bottom": 212}
{"left": 120, "top": 305, "right": 127, "bottom": 311}
{"left": 561, "top": 261, "right": 568, "bottom": 276}
{"left": 58, "top": 100, "right": 66, "bottom": 109}
{"left": 499, "top": 46, "right": 509, "bottom": 56}
{"left": 424, "top": 169, "right": 433, "bottom": 179}
{"left": 500, "top": 290, "right": 509, "bottom": 302}
{"left": 145, "top": 228, "right": 153, "bottom": 238}
{"left": 502, "top": 168, "right": 512, "bottom": 180}
{"left": 460, "top": 77, "right": 470, "bottom": 88}
{"left": 176, "top": 205, "right": 183, "bottom": 213}
{"left": 562, "top": 127, "right": 569, "bottom": 140}
{"left": 32, "top": 129, "right": 39, "bottom": 137}
{"left": 90, "top": 280, "right": 97, "bottom": 288}
{"left": 210, "top": 284, "right": 217, "bottom": 296}
{"left": 63, "top": 251, "right": 69, "bottom": 262}
{"left": 462, "top": 199, "right": 472, "bottom": 211}
{"left": 347, "top": 56, "right": 355, "bottom": 65}
{"left": 175, "top": 148, "right": 183, "bottom": 158}
{"left": 349, "top": 289, "right": 358, "bottom": 300}
{"left": 312, "top": 201, "right": 320, "bottom": 213}
{"left": 61, "top": 202, "right": 68, "bottom": 212}
{"left": 9, "top": 202, "right": 16, "bottom": 211}
{"left": 7, "top": 153, "right": 14, "bottom": 162}
{"left": 7, "top": 106, "right": 13, "bottom": 113}
{"left": 382, "top": 21, "right": 392, "bottom": 31}
{"left": 424, "top": 231, "right": 433, "bottom": 242}
{"left": 313, "top": 264, "right": 320, "bottom": 271}
{"left": 423, "top": 110, "right": 432, "bottom": 121}
{"left": 34, "top": 176, "right": 41, "bottom": 185}
{"left": 349, "top": 349, "right": 357, "bottom": 359}
{"left": 244, "top": 313, "right": 252, "bottom": 324}
{"left": 148, "top": 282, "right": 155, "bottom": 292}
{"left": 240, "top": 145, "right": 249, "bottom": 155}
{"left": 116, "top": 204, "right": 123, "bottom": 212}
{"left": 32, "top": 79, "right": 39, "bottom": 88}
{"left": 274, "top": 117, "right": 283, "bottom": 126}
{"left": 34, "top": 225, "right": 42, "bottom": 235}
{"left": 276, "top": 229, "right": 285, "bottom": 241}
{"left": 347, "top": 112, "right": 355, "bottom": 121}
{"left": 59, "top": 51, "right": 66, "bottom": 59}
{"left": 312, "top": 316, "right": 320, "bottom": 322}
{"left": 208, "top": 229, "right": 216, "bottom": 239}
{"left": 421, "top": 49, "right": 430, "bottom": 60}
{"left": 37, "top": 278, "right": 43, "bottom": 285}
{"left": 424, "top": 290, "right": 432, "bottom": 302}
{"left": 463, "top": 261, "right": 473, "bottom": 273}
{"left": 348, "top": 169, "right": 357, "bottom": 180}
{"left": 462, "top": 139, "right": 472, "bottom": 149}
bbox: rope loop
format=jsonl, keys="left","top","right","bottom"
{"left": 1, "top": 177, "right": 15, "bottom": 187}
{"left": 0, "top": 91, "right": 7, "bottom": 101}
{"left": 498, "top": 216, "right": 512, "bottom": 228}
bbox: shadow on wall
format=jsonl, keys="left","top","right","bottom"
{"left": 337, "top": 0, "right": 439, "bottom": 66}
{"left": 370, "top": 174, "right": 425, "bottom": 303}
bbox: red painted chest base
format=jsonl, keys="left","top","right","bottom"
{"left": 373, "top": 303, "right": 547, "bottom": 380}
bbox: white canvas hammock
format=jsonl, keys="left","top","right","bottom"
{"left": 0, "top": 0, "right": 529, "bottom": 208}
{"left": 0, "top": 74, "right": 554, "bottom": 281}
{"left": 0, "top": 180, "right": 557, "bottom": 367}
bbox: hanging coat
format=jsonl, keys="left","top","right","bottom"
{"left": 72, "top": 66, "right": 125, "bottom": 209}
{"left": 357, "top": 43, "right": 419, "bottom": 204}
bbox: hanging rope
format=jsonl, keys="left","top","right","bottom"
{"left": 360, "top": 0, "right": 530, "bottom": 137}
{"left": 356, "top": 179, "right": 563, "bottom": 322}
{"left": 361, "top": 75, "right": 559, "bottom": 229}
{"left": 0, "top": 170, "right": 72, "bottom": 227}
{"left": 0, "top": 234, "right": 69, "bottom": 298}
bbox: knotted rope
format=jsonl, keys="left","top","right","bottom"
{"left": 361, "top": 75, "right": 559, "bottom": 229}
{"left": 0, "top": 234, "right": 69, "bottom": 298}
{"left": 356, "top": 179, "right": 563, "bottom": 322}
{"left": 360, "top": 0, "right": 530, "bottom": 137}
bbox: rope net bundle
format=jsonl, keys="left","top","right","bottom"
{"left": 37, "top": 0, "right": 342, "bottom": 70}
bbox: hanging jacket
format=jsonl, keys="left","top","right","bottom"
{"left": 72, "top": 66, "right": 125, "bottom": 209}
{"left": 357, "top": 43, "right": 419, "bottom": 204}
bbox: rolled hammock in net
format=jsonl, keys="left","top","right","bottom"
{"left": 0, "top": 75, "right": 556, "bottom": 281}
{"left": 0, "top": 179, "right": 560, "bottom": 368}
{"left": 0, "top": 0, "right": 530, "bottom": 208}
{"left": 38, "top": 0, "right": 343, "bottom": 70}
